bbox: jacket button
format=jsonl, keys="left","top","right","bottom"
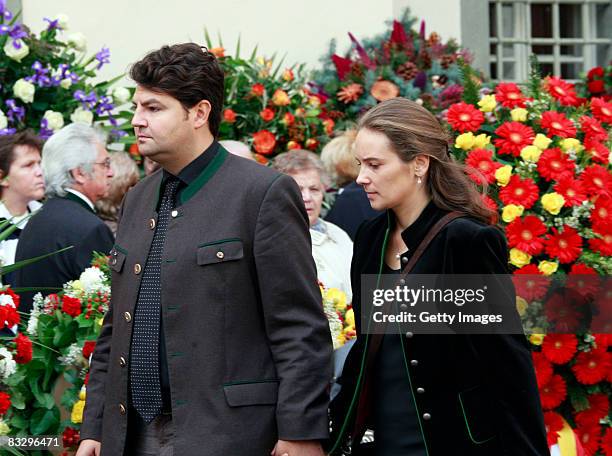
{"left": 401, "top": 256, "right": 409, "bottom": 264}
{"left": 111, "top": 249, "right": 117, "bottom": 256}
{"left": 149, "top": 218, "right": 156, "bottom": 230}
{"left": 119, "top": 356, "right": 126, "bottom": 367}
{"left": 405, "top": 331, "right": 414, "bottom": 338}
{"left": 422, "top": 413, "right": 431, "bottom": 420}
{"left": 171, "top": 210, "right": 178, "bottom": 218}
{"left": 399, "top": 278, "right": 406, "bottom": 285}
{"left": 119, "top": 403, "right": 126, "bottom": 415}
{"left": 124, "top": 312, "right": 132, "bottom": 323}
{"left": 417, "top": 387, "right": 425, "bottom": 394}
{"left": 410, "top": 359, "right": 419, "bottom": 366}
{"left": 110, "top": 258, "right": 117, "bottom": 265}
{"left": 216, "top": 251, "right": 224, "bottom": 259}
{"left": 400, "top": 303, "right": 408, "bottom": 310}
{"left": 134, "top": 263, "right": 142, "bottom": 274}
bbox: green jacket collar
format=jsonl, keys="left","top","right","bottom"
{"left": 63, "top": 190, "right": 96, "bottom": 214}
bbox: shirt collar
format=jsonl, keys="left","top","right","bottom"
{"left": 65, "top": 188, "right": 95, "bottom": 211}
{"left": 387, "top": 200, "right": 448, "bottom": 252}
{"left": 162, "top": 141, "right": 220, "bottom": 186}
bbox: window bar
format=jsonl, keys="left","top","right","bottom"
{"left": 552, "top": 1, "right": 561, "bottom": 77}
{"left": 496, "top": 1, "right": 504, "bottom": 80}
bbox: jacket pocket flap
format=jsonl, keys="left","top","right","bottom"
{"left": 109, "top": 245, "right": 127, "bottom": 272}
{"left": 197, "top": 239, "right": 243, "bottom": 265}
{"left": 223, "top": 381, "right": 278, "bottom": 407}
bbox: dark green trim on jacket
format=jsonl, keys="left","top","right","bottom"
{"left": 63, "top": 192, "right": 95, "bottom": 214}
{"left": 180, "top": 147, "right": 228, "bottom": 205}
{"left": 197, "top": 237, "right": 242, "bottom": 248}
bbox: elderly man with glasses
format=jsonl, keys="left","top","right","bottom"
{"left": 15, "top": 123, "right": 115, "bottom": 314}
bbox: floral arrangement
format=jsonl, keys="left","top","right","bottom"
{"left": 310, "top": 9, "right": 473, "bottom": 131}
{"left": 0, "top": 4, "right": 132, "bottom": 140}
{"left": 578, "top": 65, "right": 612, "bottom": 102}
{"left": 446, "top": 60, "right": 611, "bottom": 455}
{"left": 320, "top": 284, "right": 355, "bottom": 349}
{"left": 1, "top": 253, "right": 109, "bottom": 449}
{"left": 205, "top": 36, "right": 335, "bottom": 164}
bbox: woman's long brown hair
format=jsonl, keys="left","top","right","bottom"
{"left": 358, "top": 98, "right": 496, "bottom": 225}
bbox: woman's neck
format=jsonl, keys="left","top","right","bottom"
{"left": 2, "top": 191, "right": 29, "bottom": 217}
{"left": 392, "top": 192, "right": 431, "bottom": 232}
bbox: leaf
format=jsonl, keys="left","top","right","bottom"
{"left": 235, "top": 34, "right": 241, "bottom": 58}
{"left": 249, "top": 44, "right": 259, "bottom": 62}
{"left": 10, "top": 390, "right": 26, "bottom": 410}
{"left": 29, "top": 407, "right": 60, "bottom": 435}
{"left": 1, "top": 245, "right": 74, "bottom": 275}
{"left": 204, "top": 28, "right": 213, "bottom": 48}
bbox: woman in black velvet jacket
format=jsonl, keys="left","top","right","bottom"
{"left": 330, "top": 98, "right": 548, "bottom": 456}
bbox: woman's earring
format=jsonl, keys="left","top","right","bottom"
{"left": 417, "top": 175, "right": 422, "bottom": 184}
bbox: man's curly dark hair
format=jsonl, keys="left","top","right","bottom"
{"left": 130, "top": 43, "right": 224, "bottom": 138}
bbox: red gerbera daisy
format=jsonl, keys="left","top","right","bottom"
{"left": 580, "top": 164, "right": 612, "bottom": 198}
{"left": 465, "top": 149, "right": 502, "bottom": 185}
{"left": 553, "top": 175, "right": 586, "bottom": 207}
{"left": 538, "top": 373, "right": 567, "bottom": 410}
{"left": 495, "top": 82, "right": 527, "bottom": 108}
{"left": 537, "top": 148, "right": 576, "bottom": 181}
{"left": 446, "top": 102, "right": 484, "bottom": 133}
{"left": 601, "top": 427, "right": 612, "bottom": 456}
{"left": 506, "top": 215, "right": 547, "bottom": 255}
{"left": 544, "top": 225, "right": 582, "bottom": 263}
{"left": 545, "top": 76, "right": 580, "bottom": 106}
{"left": 567, "top": 263, "right": 600, "bottom": 298}
{"left": 494, "top": 122, "right": 536, "bottom": 156}
{"left": 587, "top": 393, "right": 610, "bottom": 418}
{"left": 571, "top": 347, "right": 611, "bottom": 385}
{"left": 532, "top": 351, "right": 553, "bottom": 387}
{"left": 540, "top": 111, "right": 577, "bottom": 138}
{"left": 584, "top": 137, "right": 610, "bottom": 164}
{"left": 591, "top": 97, "right": 612, "bottom": 124}
{"left": 593, "top": 334, "right": 612, "bottom": 350}
{"left": 543, "top": 411, "right": 564, "bottom": 447}
{"left": 576, "top": 424, "right": 603, "bottom": 456}
{"left": 581, "top": 115, "right": 609, "bottom": 142}
{"left": 589, "top": 225, "right": 612, "bottom": 256}
{"left": 482, "top": 194, "right": 498, "bottom": 212}
{"left": 591, "top": 197, "right": 612, "bottom": 232}
{"left": 541, "top": 334, "right": 578, "bottom": 364}
{"left": 545, "top": 289, "right": 585, "bottom": 333}
{"left": 513, "top": 264, "right": 550, "bottom": 301}
{"left": 499, "top": 175, "right": 539, "bottom": 209}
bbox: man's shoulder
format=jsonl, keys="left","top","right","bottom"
{"left": 222, "top": 153, "right": 281, "bottom": 188}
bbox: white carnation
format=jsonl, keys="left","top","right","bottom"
{"left": 79, "top": 267, "right": 106, "bottom": 294}
{"left": 3, "top": 38, "right": 29, "bottom": 62}
{"left": 112, "top": 87, "right": 131, "bottom": 105}
{"left": 0, "top": 347, "right": 16, "bottom": 380}
{"left": 70, "top": 107, "right": 93, "bottom": 126}
{"left": 66, "top": 32, "right": 87, "bottom": 52}
{"left": 0, "top": 293, "right": 15, "bottom": 309}
{"left": 13, "top": 79, "right": 35, "bottom": 104}
{"left": 0, "top": 110, "right": 7, "bottom": 130}
{"left": 43, "top": 110, "right": 64, "bottom": 131}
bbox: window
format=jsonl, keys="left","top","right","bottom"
{"left": 488, "top": 0, "right": 611, "bottom": 82}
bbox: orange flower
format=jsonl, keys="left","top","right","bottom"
{"left": 128, "top": 143, "right": 140, "bottom": 157}
{"left": 209, "top": 47, "right": 225, "bottom": 58}
{"left": 259, "top": 108, "right": 275, "bottom": 122}
{"left": 287, "top": 140, "right": 301, "bottom": 150}
{"left": 223, "top": 108, "right": 236, "bottom": 123}
{"left": 281, "top": 112, "right": 295, "bottom": 126}
{"left": 282, "top": 69, "right": 294, "bottom": 82}
{"left": 252, "top": 130, "right": 276, "bottom": 155}
{"left": 305, "top": 138, "right": 319, "bottom": 151}
{"left": 254, "top": 153, "right": 269, "bottom": 165}
{"left": 337, "top": 83, "right": 363, "bottom": 104}
{"left": 323, "top": 118, "right": 335, "bottom": 135}
{"left": 370, "top": 80, "right": 399, "bottom": 102}
{"left": 251, "top": 83, "right": 265, "bottom": 97}
{"left": 272, "top": 89, "right": 290, "bottom": 106}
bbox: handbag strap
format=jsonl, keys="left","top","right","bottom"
{"left": 350, "top": 211, "right": 464, "bottom": 444}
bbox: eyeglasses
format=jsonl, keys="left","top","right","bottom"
{"left": 94, "top": 158, "right": 112, "bottom": 169}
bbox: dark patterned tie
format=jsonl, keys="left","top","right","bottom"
{"left": 129, "top": 176, "right": 179, "bottom": 422}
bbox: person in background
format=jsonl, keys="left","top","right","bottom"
{"left": 322, "top": 129, "right": 382, "bottom": 240}
{"left": 95, "top": 151, "right": 140, "bottom": 235}
{"left": 14, "top": 123, "right": 114, "bottom": 314}
{"left": 219, "top": 139, "right": 255, "bottom": 161}
{"left": 0, "top": 131, "right": 45, "bottom": 279}
{"left": 274, "top": 149, "right": 353, "bottom": 302}
{"left": 143, "top": 156, "right": 160, "bottom": 176}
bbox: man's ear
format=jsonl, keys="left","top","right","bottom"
{"left": 70, "top": 167, "right": 88, "bottom": 185}
{"left": 192, "top": 100, "right": 212, "bottom": 129}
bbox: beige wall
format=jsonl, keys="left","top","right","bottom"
{"left": 22, "top": 0, "right": 402, "bottom": 83}
{"left": 394, "top": 0, "right": 462, "bottom": 42}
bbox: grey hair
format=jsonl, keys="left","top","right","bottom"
{"left": 272, "top": 149, "right": 331, "bottom": 188}
{"left": 42, "top": 123, "right": 107, "bottom": 197}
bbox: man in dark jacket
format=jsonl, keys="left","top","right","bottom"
{"left": 15, "top": 123, "right": 114, "bottom": 314}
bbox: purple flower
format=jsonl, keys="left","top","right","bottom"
{"left": 94, "top": 47, "right": 111, "bottom": 70}
{"left": 26, "top": 61, "right": 55, "bottom": 87}
{"left": 8, "top": 25, "right": 27, "bottom": 45}
{"left": 5, "top": 99, "right": 25, "bottom": 123}
{"left": 0, "top": 1, "right": 11, "bottom": 21}
{"left": 43, "top": 17, "right": 60, "bottom": 31}
{"left": 95, "top": 95, "right": 114, "bottom": 115}
{"left": 0, "top": 128, "right": 17, "bottom": 136}
{"left": 73, "top": 90, "right": 98, "bottom": 109}
{"left": 38, "top": 119, "right": 53, "bottom": 140}
{"left": 0, "top": 24, "right": 9, "bottom": 35}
